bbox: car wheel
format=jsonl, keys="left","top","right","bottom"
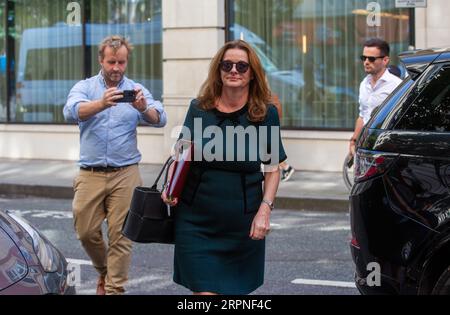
{"left": 432, "top": 266, "right": 450, "bottom": 295}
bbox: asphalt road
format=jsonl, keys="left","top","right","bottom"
{"left": 0, "top": 196, "right": 359, "bottom": 295}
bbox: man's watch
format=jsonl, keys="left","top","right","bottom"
{"left": 261, "top": 199, "right": 274, "bottom": 210}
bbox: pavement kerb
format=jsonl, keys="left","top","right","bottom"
{"left": 275, "top": 196, "right": 349, "bottom": 212}
{"left": 0, "top": 184, "right": 74, "bottom": 200}
{"left": 0, "top": 183, "right": 350, "bottom": 212}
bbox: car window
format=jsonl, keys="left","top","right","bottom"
{"left": 368, "top": 78, "right": 413, "bottom": 130}
{"left": 396, "top": 64, "right": 450, "bottom": 132}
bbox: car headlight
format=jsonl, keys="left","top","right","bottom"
{"left": 8, "top": 212, "right": 58, "bottom": 272}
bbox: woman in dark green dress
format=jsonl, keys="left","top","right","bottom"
{"left": 162, "top": 40, "right": 286, "bottom": 295}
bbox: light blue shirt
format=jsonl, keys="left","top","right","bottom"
{"left": 63, "top": 72, "right": 167, "bottom": 167}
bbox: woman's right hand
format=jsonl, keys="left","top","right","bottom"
{"left": 162, "top": 189, "right": 178, "bottom": 207}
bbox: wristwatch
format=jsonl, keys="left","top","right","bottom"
{"left": 261, "top": 199, "right": 274, "bottom": 210}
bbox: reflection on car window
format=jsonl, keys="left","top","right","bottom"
{"left": 251, "top": 44, "right": 278, "bottom": 72}
{"left": 25, "top": 48, "right": 83, "bottom": 81}
{"left": 397, "top": 65, "right": 450, "bottom": 132}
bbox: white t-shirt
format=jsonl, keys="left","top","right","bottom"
{"left": 358, "top": 69, "right": 402, "bottom": 125}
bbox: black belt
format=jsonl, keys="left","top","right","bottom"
{"left": 80, "top": 164, "right": 136, "bottom": 173}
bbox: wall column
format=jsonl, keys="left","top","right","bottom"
{"left": 161, "top": 0, "right": 225, "bottom": 155}
{"left": 415, "top": 0, "right": 450, "bottom": 49}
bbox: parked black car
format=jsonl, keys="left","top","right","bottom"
{"left": 350, "top": 48, "right": 450, "bottom": 295}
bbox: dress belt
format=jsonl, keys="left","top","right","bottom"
{"left": 80, "top": 163, "right": 136, "bottom": 173}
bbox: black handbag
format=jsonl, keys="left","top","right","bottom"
{"left": 122, "top": 157, "right": 175, "bottom": 244}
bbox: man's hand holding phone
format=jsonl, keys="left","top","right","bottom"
{"left": 125, "top": 87, "right": 160, "bottom": 124}
{"left": 130, "top": 88, "right": 148, "bottom": 113}
{"left": 101, "top": 88, "right": 125, "bottom": 108}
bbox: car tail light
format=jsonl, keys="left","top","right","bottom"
{"left": 354, "top": 150, "right": 398, "bottom": 183}
{"left": 350, "top": 236, "right": 360, "bottom": 250}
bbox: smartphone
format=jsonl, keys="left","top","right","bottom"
{"left": 116, "top": 90, "right": 137, "bottom": 103}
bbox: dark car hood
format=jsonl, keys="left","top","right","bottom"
{"left": 0, "top": 210, "right": 41, "bottom": 268}
{"left": 0, "top": 213, "right": 29, "bottom": 291}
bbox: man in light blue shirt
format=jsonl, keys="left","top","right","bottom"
{"left": 64, "top": 35, "right": 167, "bottom": 295}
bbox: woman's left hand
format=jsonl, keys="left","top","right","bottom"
{"left": 249, "top": 205, "right": 271, "bottom": 240}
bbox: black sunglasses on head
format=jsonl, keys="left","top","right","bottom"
{"left": 360, "top": 55, "right": 386, "bottom": 62}
{"left": 220, "top": 60, "right": 250, "bottom": 73}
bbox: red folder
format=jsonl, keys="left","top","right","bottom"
{"left": 167, "top": 140, "right": 193, "bottom": 200}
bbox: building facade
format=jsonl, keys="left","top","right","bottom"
{"left": 0, "top": 0, "right": 448, "bottom": 171}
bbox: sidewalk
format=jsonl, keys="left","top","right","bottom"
{"left": 0, "top": 158, "right": 350, "bottom": 212}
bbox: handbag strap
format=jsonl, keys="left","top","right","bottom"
{"left": 151, "top": 156, "right": 174, "bottom": 190}
{"left": 163, "top": 158, "right": 171, "bottom": 190}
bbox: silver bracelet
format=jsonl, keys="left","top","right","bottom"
{"left": 261, "top": 199, "right": 274, "bottom": 210}
{"left": 140, "top": 104, "right": 151, "bottom": 114}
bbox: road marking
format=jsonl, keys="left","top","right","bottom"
{"left": 64, "top": 260, "right": 174, "bottom": 294}
{"left": 291, "top": 278, "right": 356, "bottom": 288}
{"left": 75, "top": 274, "right": 173, "bottom": 295}
{"left": 7, "top": 209, "right": 72, "bottom": 219}
{"left": 67, "top": 258, "right": 93, "bottom": 266}
{"left": 270, "top": 223, "right": 281, "bottom": 229}
{"left": 318, "top": 225, "right": 350, "bottom": 231}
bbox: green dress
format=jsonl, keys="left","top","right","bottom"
{"left": 173, "top": 99, "right": 287, "bottom": 294}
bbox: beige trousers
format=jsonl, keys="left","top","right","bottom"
{"left": 72, "top": 164, "right": 142, "bottom": 295}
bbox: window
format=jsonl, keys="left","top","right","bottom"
{"left": 25, "top": 48, "right": 84, "bottom": 81}
{"left": 229, "top": 0, "right": 411, "bottom": 129}
{"left": 397, "top": 65, "right": 450, "bottom": 132}
{"left": 6, "top": 0, "right": 162, "bottom": 123}
{"left": 11, "top": 0, "right": 83, "bottom": 123}
{"left": 88, "top": 0, "right": 162, "bottom": 99}
{"left": 0, "top": 1, "right": 6, "bottom": 122}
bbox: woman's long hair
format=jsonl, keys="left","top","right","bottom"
{"left": 197, "top": 40, "right": 271, "bottom": 122}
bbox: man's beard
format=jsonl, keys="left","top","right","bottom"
{"left": 102, "top": 69, "right": 123, "bottom": 85}
{"left": 106, "top": 72, "right": 123, "bottom": 82}
{"left": 365, "top": 67, "right": 378, "bottom": 75}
